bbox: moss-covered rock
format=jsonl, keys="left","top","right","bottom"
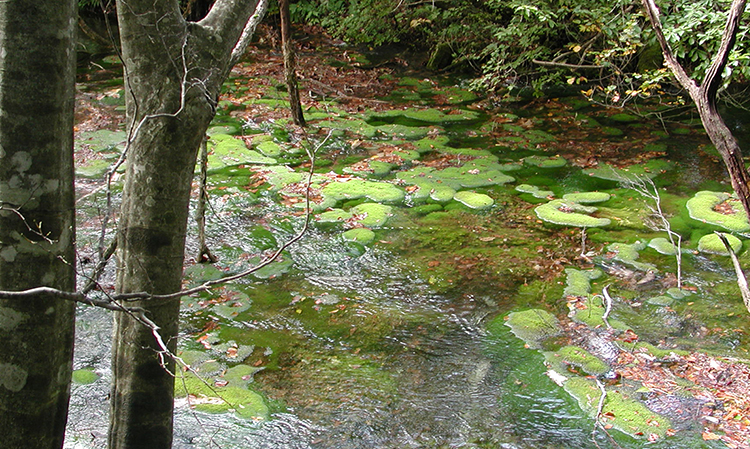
{"left": 453, "top": 191, "right": 494, "bottom": 210}
{"left": 563, "top": 376, "right": 671, "bottom": 440}
{"left": 647, "top": 237, "right": 681, "bottom": 255}
{"left": 523, "top": 155, "right": 567, "bottom": 168}
{"left": 535, "top": 199, "right": 611, "bottom": 228}
{"left": 516, "top": 184, "right": 554, "bottom": 199}
{"left": 605, "top": 241, "right": 656, "bottom": 271}
{"left": 342, "top": 227, "right": 376, "bottom": 245}
{"left": 562, "top": 192, "right": 611, "bottom": 204}
{"left": 686, "top": 191, "right": 750, "bottom": 232}
{"left": 505, "top": 309, "right": 560, "bottom": 349}
{"left": 351, "top": 203, "right": 393, "bottom": 227}
{"left": 322, "top": 179, "right": 405, "bottom": 204}
{"left": 697, "top": 233, "right": 742, "bottom": 255}
{"left": 547, "top": 346, "right": 610, "bottom": 376}
{"left": 208, "top": 133, "right": 276, "bottom": 169}
{"left": 563, "top": 268, "right": 603, "bottom": 298}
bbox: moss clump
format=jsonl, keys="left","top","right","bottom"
{"left": 429, "top": 185, "right": 457, "bottom": 203}
{"left": 605, "top": 241, "right": 656, "bottom": 271}
{"left": 453, "top": 191, "right": 494, "bottom": 210}
{"left": 523, "top": 155, "right": 567, "bottom": 168}
{"left": 516, "top": 184, "right": 554, "bottom": 199}
{"left": 647, "top": 237, "right": 681, "bottom": 255}
{"left": 563, "top": 268, "right": 602, "bottom": 298}
{"left": 535, "top": 199, "right": 611, "bottom": 228}
{"left": 342, "top": 227, "right": 376, "bottom": 245}
{"left": 322, "top": 179, "right": 405, "bottom": 204}
{"left": 686, "top": 191, "right": 750, "bottom": 232}
{"left": 563, "top": 377, "right": 671, "bottom": 440}
{"left": 255, "top": 140, "right": 283, "bottom": 158}
{"left": 697, "top": 233, "right": 742, "bottom": 255}
{"left": 505, "top": 309, "right": 560, "bottom": 349}
{"left": 351, "top": 203, "right": 393, "bottom": 227}
{"left": 562, "top": 192, "right": 611, "bottom": 204}
{"left": 72, "top": 368, "right": 99, "bottom": 385}
{"left": 208, "top": 133, "right": 276, "bottom": 169}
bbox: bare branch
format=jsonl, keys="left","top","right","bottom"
{"left": 229, "top": 0, "right": 269, "bottom": 66}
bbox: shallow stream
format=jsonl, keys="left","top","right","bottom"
{"left": 66, "top": 51, "right": 750, "bottom": 449}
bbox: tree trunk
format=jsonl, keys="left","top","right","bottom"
{"left": 109, "top": 1, "right": 258, "bottom": 448}
{"left": 643, "top": 0, "right": 750, "bottom": 221}
{"left": 280, "top": 0, "right": 306, "bottom": 126}
{"left": 0, "top": 1, "right": 77, "bottom": 448}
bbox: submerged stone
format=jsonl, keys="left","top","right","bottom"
{"left": 351, "top": 203, "right": 393, "bottom": 227}
{"left": 686, "top": 191, "right": 750, "bottom": 232}
{"left": 546, "top": 346, "right": 609, "bottom": 376}
{"left": 605, "top": 241, "right": 656, "bottom": 271}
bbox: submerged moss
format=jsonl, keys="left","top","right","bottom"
{"left": 516, "top": 184, "right": 554, "bottom": 199}
{"left": 547, "top": 346, "right": 610, "bottom": 376}
{"left": 322, "top": 179, "right": 405, "bottom": 204}
{"left": 583, "top": 160, "right": 672, "bottom": 182}
{"left": 342, "top": 227, "right": 376, "bottom": 244}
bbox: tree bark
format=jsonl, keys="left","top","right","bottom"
{"left": 642, "top": 0, "right": 750, "bottom": 221}
{"left": 0, "top": 1, "right": 77, "bottom": 448}
{"left": 109, "top": 1, "right": 259, "bottom": 448}
{"left": 280, "top": 0, "right": 306, "bottom": 126}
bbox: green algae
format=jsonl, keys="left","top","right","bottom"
{"left": 516, "top": 184, "right": 554, "bottom": 199}
{"left": 686, "top": 191, "right": 750, "bottom": 232}
{"left": 505, "top": 309, "right": 560, "bottom": 349}
{"left": 697, "top": 233, "right": 742, "bottom": 255}
{"left": 535, "top": 199, "right": 611, "bottom": 228}
{"left": 453, "top": 191, "right": 494, "bottom": 210}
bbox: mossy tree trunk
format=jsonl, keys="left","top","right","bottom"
{"left": 109, "top": 1, "right": 258, "bottom": 448}
{"left": 643, "top": 0, "right": 750, "bottom": 220}
{"left": 0, "top": 1, "right": 77, "bottom": 448}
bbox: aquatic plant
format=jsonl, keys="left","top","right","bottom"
{"left": 686, "top": 191, "right": 750, "bottom": 232}
{"left": 534, "top": 199, "right": 611, "bottom": 228}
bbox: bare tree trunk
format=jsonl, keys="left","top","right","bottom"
{"left": 109, "top": 1, "right": 259, "bottom": 448}
{"left": 280, "top": 0, "right": 306, "bottom": 126}
{"left": 0, "top": 0, "right": 77, "bottom": 447}
{"left": 643, "top": 0, "right": 750, "bottom": 221}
